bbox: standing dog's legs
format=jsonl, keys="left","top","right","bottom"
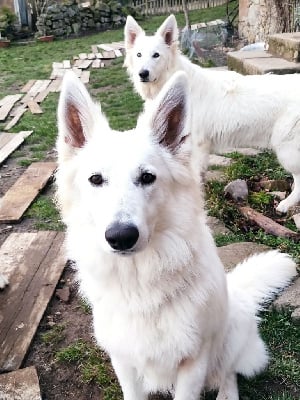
{"left": 216, "top": 373, "right": 239, "bottom": 400}
{"left": 111, "top": 357, "right": 147, "bottom": 400}
{"left": 277, "top": 173, "right": 300, "bottom": 213}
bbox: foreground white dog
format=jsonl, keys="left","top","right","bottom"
{"left": 56, "top": 70, "right": 297, "bottom": 400}
{"left": 124, "top": 14, "right": 300, "bottom": 213}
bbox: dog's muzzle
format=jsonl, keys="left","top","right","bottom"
{"left": 139, "top": 69, "right": 150, "bottom": 82}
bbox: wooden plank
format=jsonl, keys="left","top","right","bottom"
{"left": 48, "top": 78, "right": 62, "bottom": 93}
{"left": 92, "top": 59, "right": 101, "bottom": 68}
{"left": 88, "top": 53, "right": 96, "bottom": 60}
{"left": 79, "top": 59, "right": 92, "bottom": 69}
{"left": 96, "top": 52, "right": 103, "bottom": 59}
{"left": 20, "top": 80, "right": 36, "bottom": 93}
{"left": 98, "top": 43, "right": 114, "bottom": 51}
{"left": 0, "top": 231, "right": 66, "bottom": 371}
{"left": 4, "top": 105, "right": 27, "bottom": 131}
{"left": 27, "top": 100, "right": 43, "bottom": 114}
{"left": 37, "top": 79, "right": 51, "bottom": 93}
{"left": 101, "top": 50, "right": 116, "bottom": 59}
{"left": 0, "top": 161, "right": 56, "bottom": 223}
{"left": 34, "top": 88, "right": 50, "bottom": 103}
{"left": 114, "top": 49, "right": 123, "bottom": 57}
{"left": 0, "top": 366, "right": 42, "bottom": 399}
{"left": 0, "top": 131, "right": 32, "bottom": 165}
{"left": 79, "top": 52, "right": 88, "bottom": 60}
{"left": 72, "top": 67, "right": 82, "bottom": 77}
{"left": 21, "top": 81, "right": 45, "bottom": 104}
{"left": 80, "top": 70, "right": 90, "bottom": 84}
{"left": 63, "top": 59, "right": 71, "bottom": 69}
{"left": 0, "top": 95, "right": 23, "bottom": 121}
{"left": 0, "top": 132, "right": 15, "bottom": 148}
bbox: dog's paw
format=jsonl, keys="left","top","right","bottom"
{"left": 0, "top": 274, "right": 9, "bottom": 290}
{"left": 276, "top": 200, "right": 289, "bottom": 214}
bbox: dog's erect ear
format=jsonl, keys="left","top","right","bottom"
{"left": 156, "top": 14, "right": 178, "bottom": 46}
{"left": 57, "top": 71, "right": 98, "bottom": 150}
{"left": 124, "top": 16, "right": 144, "bottom": 50}
{"left": 151, "top": 71, "right": 189, "bottom": 153}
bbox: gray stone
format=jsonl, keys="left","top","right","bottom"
{"left": 206, "top": 216, "right": 230, "bottom": 236}
{"left": 224, "top": 179, "right": 248, "bottom": 202}
{"left": 217, "top": 242, "right": 270, "bottom": 272}
{"left": 209, "top": 154, "right": 232, "bottom": 167}
{"left": 273, "top": 277, "right": 300, "bottom": 323}
{"left": 268, "top": 32, "right": 300, "bottom": 62}
{"left": 227, "top": 50, "right": 300, "bottom": 75}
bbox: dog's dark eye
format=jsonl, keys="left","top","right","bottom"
{"left": 89, "top": 174, "right": 104, "bottom": 186}
{"left": 137, "top": 52, "right": 142, "bottom": 57}
{"left": 153, "top": 52, "right": 160, "bottom": 58}
{"left": 140, "top": 172, "right": 156, "bottom": 185}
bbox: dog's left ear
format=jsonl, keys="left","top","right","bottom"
{"left": 156, "top": 14, "right": 178, "bottom": 46}
{"left": 124, "top": 16, "right": 145, "bottom": 50}
{"left": 151, "top": 71, "right": 189, "bottom": 153}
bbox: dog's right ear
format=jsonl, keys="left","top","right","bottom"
{"left": 124, "top": 16, "right": 144, "bottom": 50}
{"left": 57, "top": 71, "right": 100, "bottom": 154}
{"left": 150, "top": 71, "right": 190, "bottom": 154}
{"left": 156, "top": 14, "right": 178, "bottom": 46}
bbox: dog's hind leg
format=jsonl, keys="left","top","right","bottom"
{"left": 216, "top": 373, "right": 239, "bottom": 400}
{"left": 277, "top": 173, "right": 300, "bottom": 213}
{"left": 111, "top": 357, "right": 147, "bottom": 400}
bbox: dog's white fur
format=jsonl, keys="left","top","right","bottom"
{"left": 124, "top": 14, "right": 300, "bottom": 213}
{"left": 56, "top": 70, "right": 297, "bottom": 400}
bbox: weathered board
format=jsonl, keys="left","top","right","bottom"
{"left": 88, "top": 53, "right": 96, "bottom": 60}
{"left": 0, "top": 95, "right": 23, "bottom": 121}
{"left": 20, "top": 80, "right": 36, "bottom": 93}
{"left": 27, "top": 100, "right": 43, "bottom": 114}
{"left": 0, "top": 231, "right": 66, "bottom": 372}
{"left": 4, "top": 105, "right": 27, "bottom": 131}
{"left": 0, "top": 131, "right": 32, "bottom": 165}
{"left": 0, "top": 162, "right": 57, "bottom": 223}
{"left": 0, "top": 366, "right": 42, "bottom": 399}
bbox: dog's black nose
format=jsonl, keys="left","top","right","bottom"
{"left": 105, "top": 223, "right": 139, "bottom": 251}
{"left": 139, "top": 69, "right": 149, "bottom": 81}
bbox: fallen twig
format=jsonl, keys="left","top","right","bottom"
{"left": 238, "top": 206, "right": 300, "bottom": 240}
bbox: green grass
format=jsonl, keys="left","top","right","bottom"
{"left": 40, "top": 324, "right": 66, "bottom": 346}
{"left": 25, "top": 194, "right": 64, "bottom": 230}
{"left": 56, "top": 339, "right": 122, "bottom": 400}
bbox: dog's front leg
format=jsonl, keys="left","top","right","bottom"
{"left": 111, "top": 356, "right": 147, "bottom": 400}
{"left": 174, "top": 346, "right": 210, "bottom": 400}
{"left": 216, "top": 373, "right": 239, "bottom": 400}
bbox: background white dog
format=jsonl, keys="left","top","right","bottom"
{"left": 124, "top": 14, "right": 300, "bottom": 214}
{"left": 56, "top": 70, "right": 296, "bottom": 400}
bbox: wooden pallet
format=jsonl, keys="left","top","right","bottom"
{"left": 0, "top": 131, "right": 33, "bottom": 165}
{"left": 0, "top": 231, "right": 66, "bottom": 372}
{"left": 0, "top": 161, "right": 57, "bottom": 223}
{"left": 0, "top": 366, "right": 42, "bottom": 399}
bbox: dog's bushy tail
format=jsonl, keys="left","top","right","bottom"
{"left": 226, "top": 250, "right": 297, "bottom": 310}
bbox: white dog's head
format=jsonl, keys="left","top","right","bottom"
{"left": 56, "top": 71, "right": 194, "bottom": 256}
{"left": 124, "top": 14, "right": 179, "bottom": 100}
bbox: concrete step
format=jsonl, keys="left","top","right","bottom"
{"left": 268, "top": 32, "right": 300, "bottom": 63}
{"left": 227, "top": 49, "right": 300, "bottom": 75}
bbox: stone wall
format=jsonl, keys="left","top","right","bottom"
{"left": 239, "top": 0, "right": 283, "bottom": 43}
{"left": 36, "top": 0, "right": 139, "bottom": 38}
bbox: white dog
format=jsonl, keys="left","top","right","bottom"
{"left": 124, "top": 14, "right": 300, "bottom": 214}
{"left": 56, "top": 70, "right": 296, "bottom": 400}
